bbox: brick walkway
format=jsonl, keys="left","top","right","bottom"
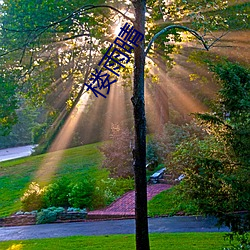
{"left": 88, "top": 184, "right": 171, "bottom": 219}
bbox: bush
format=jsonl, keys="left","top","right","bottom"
{"left": 43, "top": 177, "right": 71, "bottom": 208}
{"left": 147, "top": 122, "right": 205, "bottom": 166}
{"left": 93, "top": 177, "right": 134, "bottom": 209}
{"left": 114, "top": 177, "right": 135, "bottom": 196}
{"left": 223, "top": 233, "right": 250, "bottom": 250}
{"left": 146, "top": 141, "right": 159, "bottom": 171}
{"left": 68, "top": 180, "right": 94, "bottom": 209}
{"left": 21, "top": 182, "right": 45, "bottom": 211}
{"left": 36, "top": 206, "right": 64, "bottom": 224}
{"left": 93, "top": 178, "right": 117, "bottom": 208}
{"left": 32, "top": 123, "right": 47, "bottom": 144}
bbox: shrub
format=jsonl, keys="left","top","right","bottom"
{"left": 146, "top": 141, "right": 159, "bottom": 171}
{"left": 113, "top": 177, "right": 134, "bottom": 197}
{"left": 147, "top": 122, "right": 205, "bottom": 166}
{"left": 93, "top": 177, "right": 134, "bottom": 209}
{"left": 21, "top": 182, "right": 45, "bottom": 211}
{"left": 43, "top": 177, "right": 71, "bottom": 208}
{"left": 36, "top": 206, "right": 64, "bottom": 224}
{"left": 223, "top": 233, "right": 250, "bottom": 250}
{"left": 92, "top": 178, "right": 117, "bottom": 209}
{"left": 67, "top": 207, "right": 87, "bottom": 213}
{"left": 68, "top": 180, "right": 94, "bottom": 209}
{"left": 32, "top": 123, "right": 47, "bottom": 144}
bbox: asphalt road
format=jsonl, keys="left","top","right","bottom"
{"left": 0, "top": 145, "right": 36, "bottom": 162}
{"left": 0, "top": 216, "right": 230, "bottom": 241}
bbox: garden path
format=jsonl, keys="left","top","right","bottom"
{"left": 88, "top": 184, "right": 171, "bottom": 219}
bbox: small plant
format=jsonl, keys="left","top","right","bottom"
{"left": 43, "top": 177, "right": 71, "bottom": 208}
{"left": 68, "top": 180, "right": 94, "bottom": 209}
{"left": 67, "top": 207, "right": 87, "bottom": 213}
{"left": 21, "top": 182, "right": 45, "bottom": 211}
{"left": 93, "top": 177, "right": 134, "bottom": 209}
{"left": 36, "top": 206, "right": 64, "bottom": 224}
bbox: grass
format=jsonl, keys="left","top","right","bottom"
{"left": 148, "top": 186, "right": 199, "bottom": 217}
{"left": 0, "top": 233, "right": 231, "bottom": 250}
{"left": 0, "top": 143, "right": 104, "bottom": 217}
{"left": 0, "top": 140, "right": 195, "bottom": 218}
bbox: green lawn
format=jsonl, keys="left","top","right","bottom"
{"left": 148, "top": 186, "right": 199, "bottom": 217}
{"left": 0, "top": 141, "right": 197, "bottom": 218}
{"left": 0, "top": 143, "right": 103, "bottom": 217}
{"left": 0, "top": 233, "right": 231, "bottom": 250}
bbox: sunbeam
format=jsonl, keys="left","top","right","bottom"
{"left": 35, "top": 94, "right": 89, "bottom": 184}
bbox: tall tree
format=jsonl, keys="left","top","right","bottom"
{"left": 132, "top": 1, "right": 149, "bottom": 249}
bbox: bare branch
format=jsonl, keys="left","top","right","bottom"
{"left": 0, "top": 4, "right": 133, "bottom": 57}
{"left": 83, "top": 5, "right": 134, "bottom": 23}
{"left": 145, "top": 25, "right": 210, "bottom": 56}
{"left": 206, "top": 30, "right": 230, "bottom": 49}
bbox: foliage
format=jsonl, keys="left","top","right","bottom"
{"left": 20, "top": 182, "right": 45, "bottom": 212}
{"left": 36, "top": 206, "right": 64, "bottom": 224}
{"left": 147, "top": 122, "right": 206, "bottom": 167}
{"left": 68, "top": 179, "right": 94, "bottom": 209}
{"left": 42, "top": 177, "right": 95, "bottom": 209}
{"left": 43, "top": 177, "right": 71, "bottom": 208}
{"left": 99, "top": 124, "right": 133, "bottom": 178}
{"left": 67, "top": 207, "right": 86, "bottom": 213}
{"left": 0, "top": 104, "right": 45, "bottom": 148}
{"left": 167, "top": 61, "right": 250, "bottom": 233}
{"left": 93, "top": 178, "right": 118, "bottom": 208}
{"left": 0, "top": 0, "right": 245, "bottom": 137}
{"left": 93, "top": 177, "right": 134, "bottom": 208}
{"left": 0, "top": 142, "right": 102, "bottom": 217}
{"left": 19, "top": 168, "right": 133, "bottom": 213}
{"left": 0, "top": 74, "right": 18, "bottom": 136}
{"left": 168, "top": 135, "right": 238, "bottom": 211}
{"left": 223, "top": 232, "right": 250, "bottom": 250}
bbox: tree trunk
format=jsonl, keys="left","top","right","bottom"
{"left": 132, "top": 1, "right": 150, "bottom": 250}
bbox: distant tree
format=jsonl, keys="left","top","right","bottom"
{"left": 0, "top": 74, "right": 18, "bottom": 136}
{"left": 99, "top": 124, "right": 133, "bottom": 178}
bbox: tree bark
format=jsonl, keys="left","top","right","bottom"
{"left": 132, "top": 1, "right": 150, "bottom": 250}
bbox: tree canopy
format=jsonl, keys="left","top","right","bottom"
{"left": 0, "top": 0, "right": 248, "bottom": 134}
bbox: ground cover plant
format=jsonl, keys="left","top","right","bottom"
{"left": 0, "top": 233, "right": 232, "bottom": 250}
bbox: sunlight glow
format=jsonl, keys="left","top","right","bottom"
{"left": 6, "top": 244, "right": 23, "bottom": 250}
{"left": 35, "top": 94, "right": 89, "bottom": 184}
{"left": 100, "top": 83, "right": 128, "bottom": 140}
{"left": 34, "top": 35, "right": 219, "bottom": 184}
{"left": 114, "top": 22, "right": 122, "bottom": 36}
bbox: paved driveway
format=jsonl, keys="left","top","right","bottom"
{"left": 0, "top": 216, "right": 229, "bottom": 241}
{"left": 0, "top": 145, "right": 36, "bottom": 162}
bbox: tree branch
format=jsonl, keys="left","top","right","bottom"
{"left": 145, "top": 25, "right": 211, "bottom": 56}
{"left": 0, "top": 4, "right": 133, "bottom": 57}
{"left": 1, "top": 4, "right": 133, "bottom": 33}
